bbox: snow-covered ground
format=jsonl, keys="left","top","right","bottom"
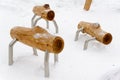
{"left": 0, "top": 0, "right": 120, "bottom": 80}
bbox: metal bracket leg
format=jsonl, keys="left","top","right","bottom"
{"left": 33, "top": 17, "right": 42, "bottom": 27}
{"left": 84, "top": 37, "right": 96, "bottom": 50}
{"left": 44, "top": 50, "right": 49, "bottom": 77}
{"left": 33, "top": 48, "right": 38, "bottom": 56}
{"left": 74, "top": 27, "right": 84, "bottom": 41}
{"left": 46, "top": 20, "right": 49, "bottom": 29}
{"left": 9, "top": 39, "right": 17, "bottom": 65}
{"left": 31, "top": 14, "right": 37, "bottom": 27}
{"left": 53, "top": 20, "right": 59, "bottom": 33}
{"left": 54, "top": 54, "right": 58, "bottom": 64}
{"left": 31, "top": 16, "right": 41, "bottom": 56}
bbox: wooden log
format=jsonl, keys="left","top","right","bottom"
{"left": 84, "top": 0, "right": 92, "bottom": 11}
{"left": 78, "top": 21, "right": 112, "bottom": 45}
{"left": 33, "top": 4, "right": 55, "bottom": 21}
{"left": 10, "top": 26, "right": 64, "bottom": 54}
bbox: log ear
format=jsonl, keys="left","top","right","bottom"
{"left": 44, "top": 4, "right": 50, "bottom": 9}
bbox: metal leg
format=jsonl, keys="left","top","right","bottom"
{"left": 31, "top": 14, "right": 36, "bottom": 27}
{"left": 74, "top": 27, "right": 84, "bottom": 41}
{"left": 33, "top": 48, "right": 38, "bottom": 56}
{"left": 46, "top": 20, "right": 49, "bottom": 29}
{"left": 52, "top": 20, "right": 59, "bottom": 33}
{"left": 31, "top": 15, "right": 41, "bottom": 56}
{"left": 44, "top": 50, "right": 49, "bottom": 77}
{"left": 54, "top": 54, "right": 58, "bottom": 64}
{"left": 33, "top": 17, "right": 42, "bottom": 27}
{"left": 9, "top": 39, "right": 17, "bottom": 65}
{"left": 84, "top": 37, "right": 96, "bottom": 50}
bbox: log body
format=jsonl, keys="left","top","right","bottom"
{"left": 78, "top": 21, "right": 112, "bottom": 45}
{"left": 10, "top": 26, "right": 64, "bottom": 54}
{"left": 33, "top": 4, "right": 55, "bottom": 21}
{"left": 84, "top": 0, "right": 92, "bottom": 11}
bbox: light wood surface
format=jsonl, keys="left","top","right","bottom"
{"left": 84, "top": 0, "right": 92, "bottom": 11}
{"left": 33, "top": 4, "right": 55, "bottom": 21}
{"left": 78, "top": 21, "right": 112, "bottom": 45}
{"left": 10, "top": 26, "right": 64, "bottom": 54}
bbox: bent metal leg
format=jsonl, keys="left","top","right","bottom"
{"left": 9, "top": 38, "right": 17, "bottom": 65}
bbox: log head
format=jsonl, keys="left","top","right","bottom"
{"left": 103, "top": 33, "right": 112, "bottom": 45}
{"left": 41, "top": 10, "right": 55, "bottom": 21}
{"left": 33, "top": 4, "right": 55, "bottom": 21}
{"left": 53, "top": 37, "right": 64, "bottom": 54}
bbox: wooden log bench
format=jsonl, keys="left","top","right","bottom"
{"left": 9, "top": 26, "right": 64, "bottom": 77}
{"left": 32, "top": 4, "right": 59, "bottom": 33}
{"left": 75, "top": 21, "right": 112, "bottom": 50}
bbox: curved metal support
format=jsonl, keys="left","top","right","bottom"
{"left": 44, "top": 50, "right": 49, "bottom": 77}
{"left": 54, "top": 54, "right": 58, "bottom": 64}
{"left": 84, "top": 37, "right": 96, "bottom": 50}
{"left": 9, "top": 39, "right": 17, "bottom": 65}
{"left": 33, "top": 17, "right": 42, "bottom": 27}
{"left": 74, "top": 27, "right": 84, "bottom": 41}
{"left": 46, "top": 20, "right": 49, "bottom": 29}
{"left": 53, "top": 20, "right": 59, "bottom": 33}
{"left": 31, "top": 16, "right": 41, "bottom": 56}
{"left": 31, "top": 14, "right": 37, "bottom": 27}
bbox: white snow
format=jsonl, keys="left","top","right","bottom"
{"left": 0, "top": 0, "right": 120, "bottom": 80}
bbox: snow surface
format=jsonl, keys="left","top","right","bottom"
{"left": 0, "top": 0, "right": 120, "bottom": 80}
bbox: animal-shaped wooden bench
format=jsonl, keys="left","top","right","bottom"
{"left": 31, "top": 4, "right": 59, "bottom": 56}
{"left": 75, "top": 21, "right": 112, "bottom": 50}
{"left": 9, "top": 26, "right": 64, "bottom": 77}
{"left": 31, "top": 4, "right": 58, "bottom": 33}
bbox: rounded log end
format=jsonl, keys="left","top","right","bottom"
{"left": 53, "top": 37, "right": 64, "bottom": 54}
{"left": 103, "top": 33, "right": 112, "bottom": 45}
{"left": 47, "top": 10, "right": 55, "bottom": 21}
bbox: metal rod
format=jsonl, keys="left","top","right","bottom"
{"left": 84, "top": 37, "right": 96, "bottom": 50}
{"left": 9, "top": 39, "right": 17, "bottom": 65}
{"left": 33, "top": 17, "right": 42, "bottom": 27}
{"left": 44, "top": 50, "right": 49, "bottom": 77}
{"left": 31, "top": 15, "right": 41, "bottom": 56}
{"left": 33, "top": 48, "right": 38, "bottom": 56}
{"left": 53, "top": 20, "right": 59, "bottom": 33}
{"left": 31, "top": 14, "right": 36, "bottom": 27}
{"left": 54, "top": 54, "right": 58, "bottom": 64}
{"left": 46, "top": 20, "right": 49, "bottom": 29}
{"left": 74, "top": 27, "right": 84, "bottom": 41}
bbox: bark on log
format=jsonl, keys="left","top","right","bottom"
{"left": 78, "top": 21, "right": 112, "bottom": 45}
{"left": 33, "top": 4, "right": 55, "bottom": 21}
{"left": 10, "top": 26, "right": 64, "bottom": 54}
{"left": 84, "top": 0, "right": 92, "bottom": 11}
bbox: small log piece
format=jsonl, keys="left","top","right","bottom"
{"left": 84, "top": 0, "right": 92, "bottom": 11}
{"left": 33, "top": 4, "right": 55, "bottom": 21}
{"left": 78, "top": 21, "right": 112, "bottom": 45}
{"left": 10, "top": 26, "right": 64, "bottom": 54}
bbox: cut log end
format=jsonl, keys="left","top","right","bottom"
{"left": 103, "top": 33, "right": 112, "bottom": 45}
{"left": 53, "top": 37, "right": 64, "bottom": 54}
{"left": 47, "top": 10, "right": 55, "bottom": 21}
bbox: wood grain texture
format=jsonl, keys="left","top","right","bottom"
{"left": 33, "top": 4, "right": 55, "bottom": 21}
{"left": 84, "top": 0, "right": 92, "bottom": 11}
{"left": 78, "top": 21, "right": 112, "bottom": 45}
{"left": 10, "top": 26, "right": 64, "bottom": 54}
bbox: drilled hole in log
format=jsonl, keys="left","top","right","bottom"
{"left": 103, "top": 33, "right": 112, "bottom": 45}
{"left": 47, "top": 10, "right": 55, "bottom": 21}
{"left": 53, "top": 37, "right": 64, "bottom": 54}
